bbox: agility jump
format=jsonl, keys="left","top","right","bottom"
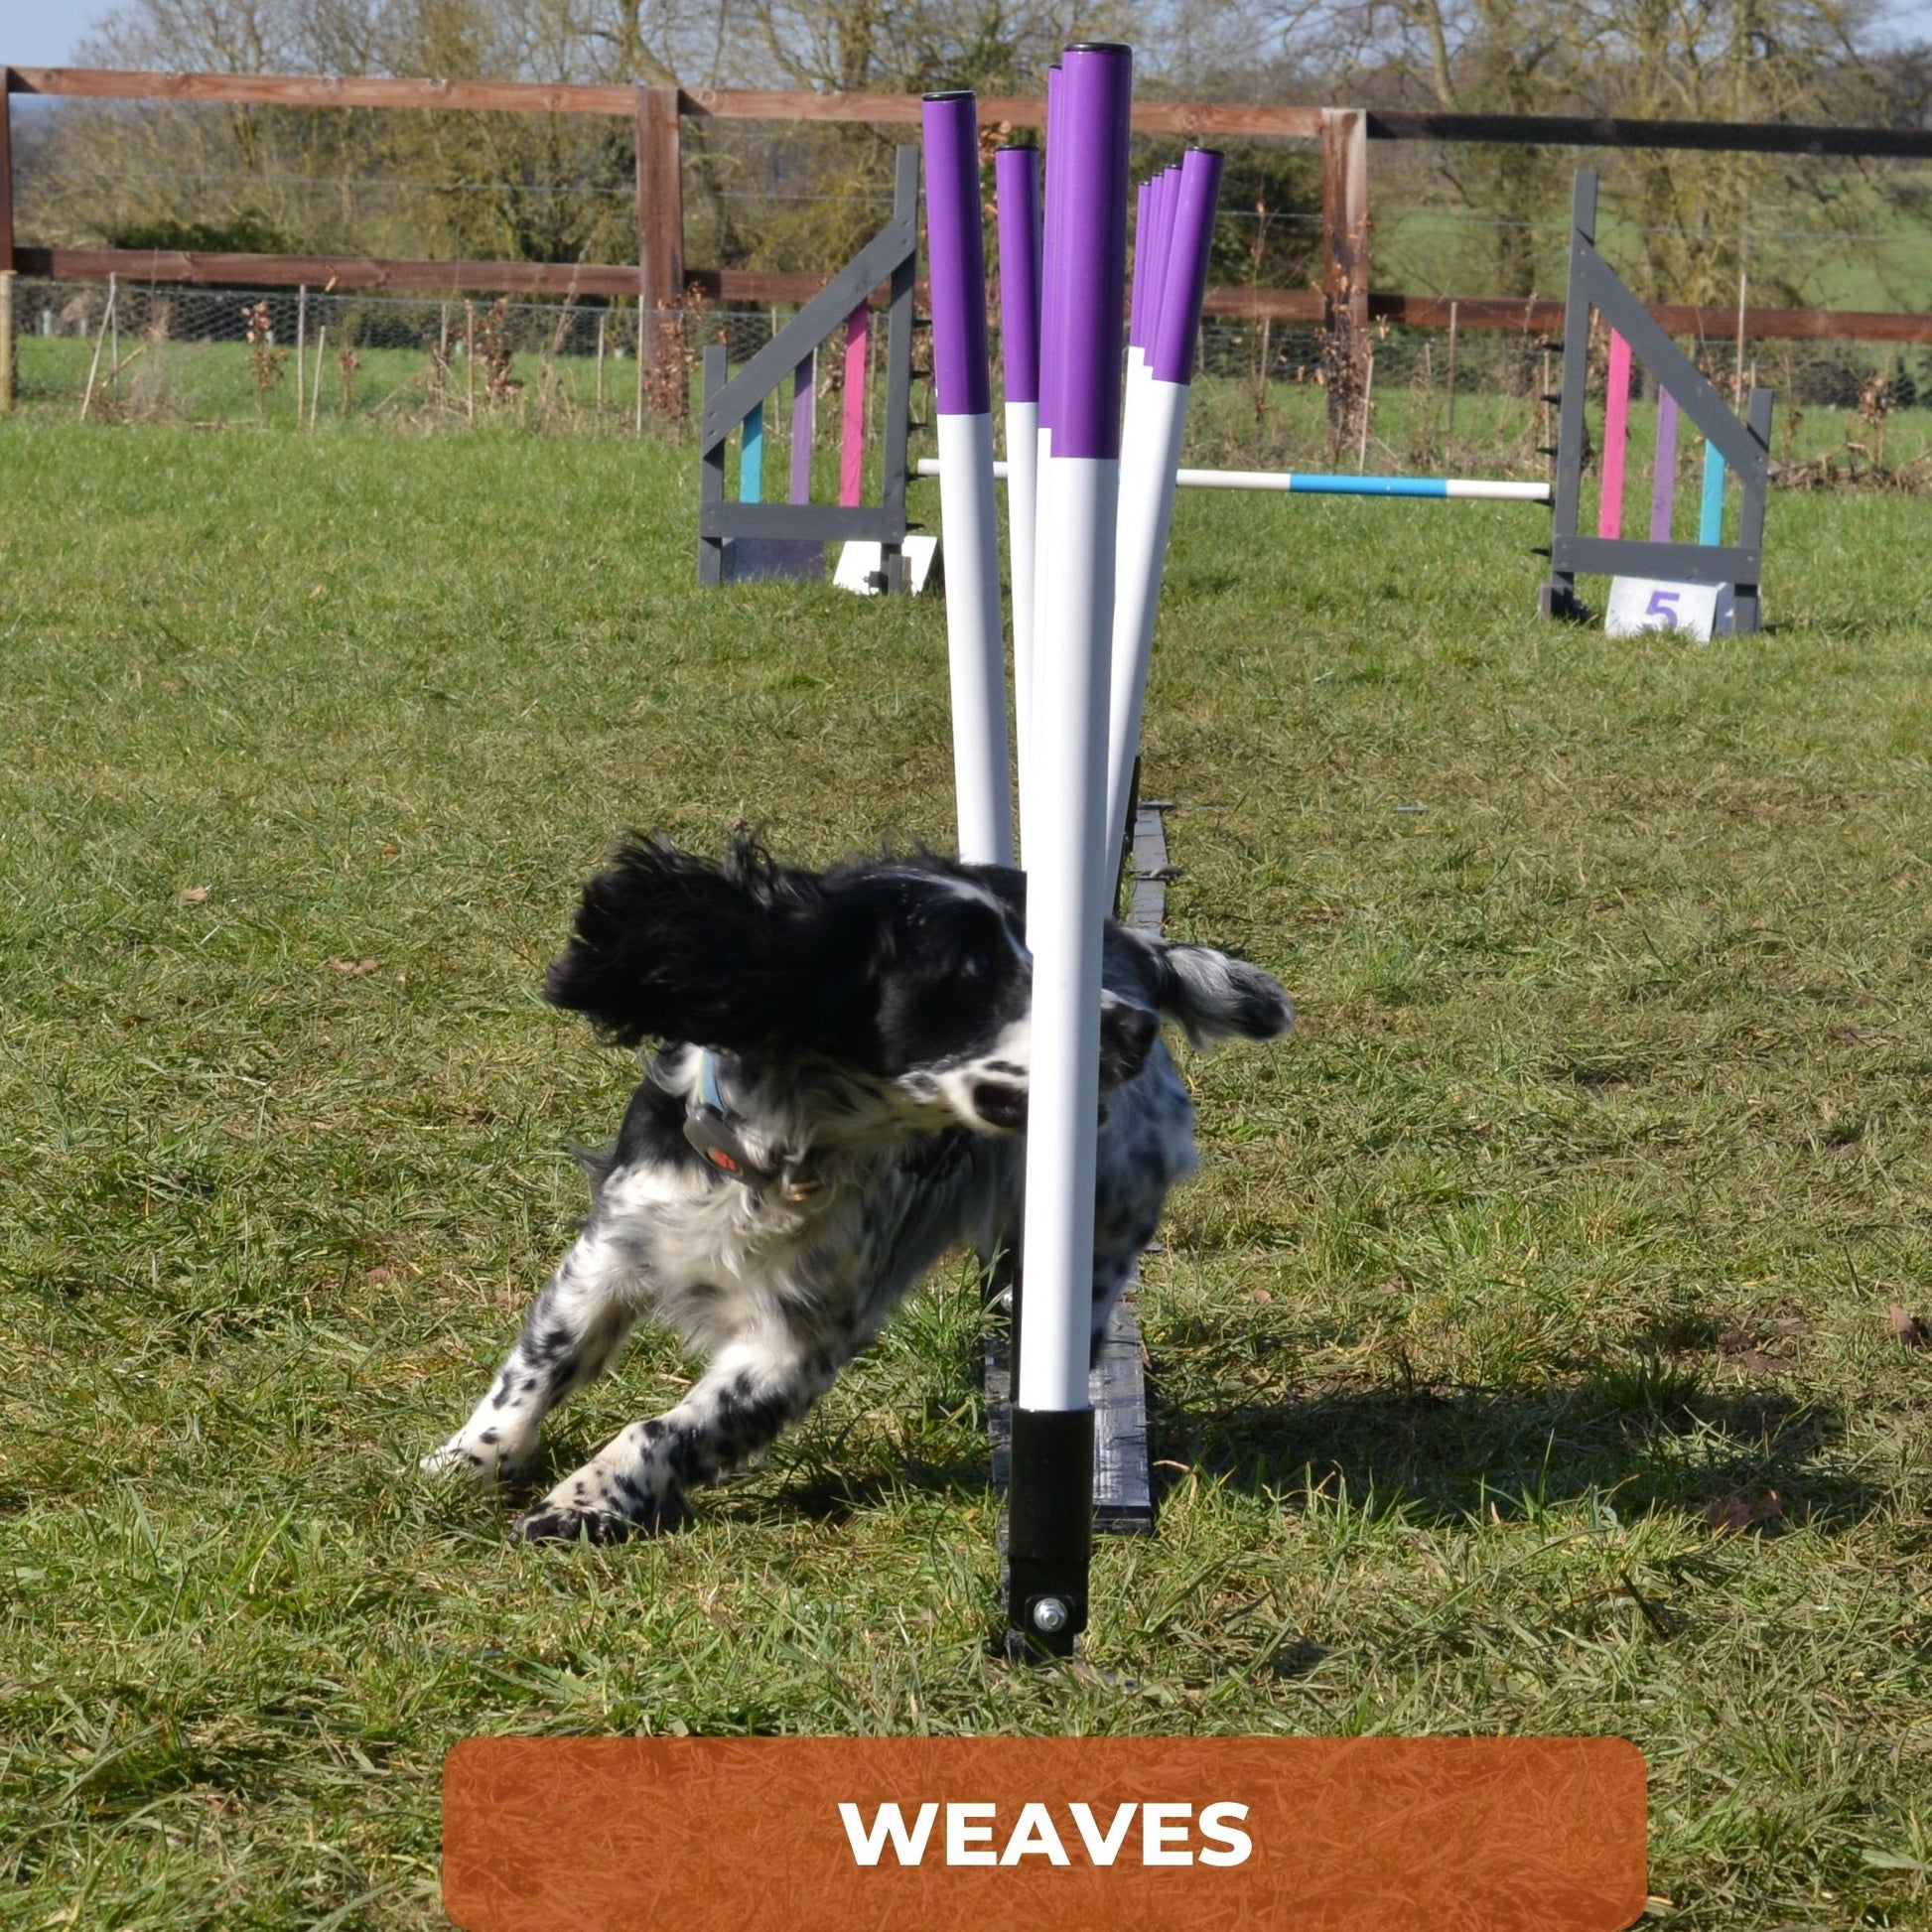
{"left": 1543, "top": 168, "right": 1773, "bottom": 631}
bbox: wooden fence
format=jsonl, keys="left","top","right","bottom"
{"left": 2, "top": 63, "right": 1929, "bottom": 425}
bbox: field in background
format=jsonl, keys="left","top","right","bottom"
{"left": 1373, "top": 189, "right": 1932, "bottom": 319}
{"left": 11, "top": 274, "right": 1932, "bottom": 488}
{"left": 3, "top": 419, "right": 1932, "bottom": 1931}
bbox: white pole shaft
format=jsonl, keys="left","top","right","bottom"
{"left": 934, "top": 411, "right": 1015, "bottom": 865}
{"left": 1117, "top": 352, "right": 1153, "bottom": 505}
{"left": 1005, "top": 397, "right": 1039, "bottom": 821}
{"left": 1018, "top": 454, "right": 1118, "bottom": 1414}
{"left": 1106, "top": 374, "right": 1189, "bottom": 857}
{"left": 1022, "top": 418, "right": 1056, "bottom": 861}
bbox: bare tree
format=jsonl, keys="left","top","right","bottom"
{"left": 18, "top": 0, "right": 1924, "bottom": 312}
{"left": 25, "top": 0, "right": 392, "bottom": 253}
{"left": 1218, "top": 0, "right": 1919, "bottom": 305}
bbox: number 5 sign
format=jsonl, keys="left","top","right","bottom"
{"left": 1605, "top": 575, "right": 1730, "bottom": 641}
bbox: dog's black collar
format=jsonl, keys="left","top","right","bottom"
{"left": 683, "top": 1049, "right": 823, "bottom": 1202}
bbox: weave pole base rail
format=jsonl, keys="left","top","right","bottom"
{"left": 984, "top": 799, "right": 1171, "bottom": 1542}
{"left": 986, "top": 1292, "right": 1154, "bottom": 1537}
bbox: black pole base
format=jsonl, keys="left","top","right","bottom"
{"left": 1004, "top": 1406, "right": 1094, "bottom": 1662}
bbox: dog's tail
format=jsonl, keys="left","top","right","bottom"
{"left": 1145, "top": 940, "right": 1294, "bottom": 1048}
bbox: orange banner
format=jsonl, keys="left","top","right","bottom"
{"left": 443, "top": 1735, "right": 1645, "bottom": 1931}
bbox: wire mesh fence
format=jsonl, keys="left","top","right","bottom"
{"left": 1187, "top": 314, "right": 1932, "bottom": 483}
{"left": 9, "top": 277, "right": 1931, "bottom": 484}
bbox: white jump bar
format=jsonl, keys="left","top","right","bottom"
{"left": 914, "top": 458, "right": 1551, "bottom": 503}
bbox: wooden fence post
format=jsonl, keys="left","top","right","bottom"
{"left": 635, "top": 83, "right": 686, "bottom": 422}
{"left": 1320, "top": 107, "right": 1369, "bottom": 458}
{"left": 1, "top": 67, "right": 16, "bottom": 413}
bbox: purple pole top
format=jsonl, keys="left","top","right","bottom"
{"left": 1128, "top": 180, "right": 1154, "bottom": 350}
{"left": 1147, "top": 167, "right": 1179, "bottom": 355}
{"left": 995, "top": 146, "right": 1041, "bottom": 405}
{"left": 1052, "top": 43, "right": 1133, "bottom": 460}
{"left": 1151, "top": 148, "right": 1224, "bottom": 385}
{"left": 1039, "top": 63, "right": 1063, "bottom": 433}
{"left": 921, "top": 91, "right": 992, "bottom": 417}
{"left": 1135, "top": 172, "right": 1163, "bottom": 361}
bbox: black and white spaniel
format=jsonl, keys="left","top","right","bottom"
{"left": 424, "top": 833, "right": 1292, "bottom": 1544}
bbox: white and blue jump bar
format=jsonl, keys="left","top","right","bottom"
{"left": 916, "top": 459, "right": 1551, "bottom": 502}
{"left": 1197, "top": 471, "right": 1551, "bottom": 499}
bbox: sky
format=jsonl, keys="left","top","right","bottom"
{"left": 1, "top": 2, "right": 118, "bottom": 69}
{"left": 3, "top": 0, "right": 1932, "bottom": 72}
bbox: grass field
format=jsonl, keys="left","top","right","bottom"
{"left": 3, "top": 417, "right": 1932, "bottom": 1931}
{"left": 1375, "top": 214, "right": 1932, "bottom": 320}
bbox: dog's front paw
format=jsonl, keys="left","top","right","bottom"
{"left": 510, "top": 1502, "right": 633, "bottom": 1545}
{"left": 420, "top": 1428, "right": 534, "bottom": 1485}
{"left": 511, "top": 1489, "right": 693, "bottom": 1546}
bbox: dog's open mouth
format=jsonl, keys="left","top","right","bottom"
{"left": 971, "top": 1082, "right": 1029, "bottom": 1130}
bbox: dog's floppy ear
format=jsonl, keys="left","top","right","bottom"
{"left": 542, "top": 833, "right": 822, "bottom": 1050}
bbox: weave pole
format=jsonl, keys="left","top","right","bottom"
{"left": 1147, "top": 166, "right": 1180, "bottom": 352}
{"left": 1009, "top": 40, "right": 1132, "bottom": 1660}
{"left": 1118, "top": 168, "right": 1177, "bottom": 499}
{"left": 923, "top": 90, "right": 1015, "bottom": 865}
{"left": 1106, "top": 147, "right": 1224, "bottom": 861}
{"left": 1117, "top": 178, "right": 1157, "bottom": 543}
{"left": 1024, "top": 63, "right": 1065, "bottom": 852}
{"left": 996, "top": 145, "right": 1042, "bottom": 818}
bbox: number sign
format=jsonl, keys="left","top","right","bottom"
{"left": 1605, "top": 575, "right": 1726, "bottom": 642}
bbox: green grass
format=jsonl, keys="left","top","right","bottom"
{"left": 1371, "top": 180, "right": 1932, "bottom": 317}
{"left": 3, "top": 417, "right": 1931, "bottom": 1930}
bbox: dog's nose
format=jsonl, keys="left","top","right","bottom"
{"left": 971, "top": 1081, "right": 1029, "bottom": 1129}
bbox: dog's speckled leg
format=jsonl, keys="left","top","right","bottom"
{"left": 422, "top": 1226, "right": 640, "bottom": 1483}
{"left": 511, "top": 1332, "right": 840, "bottom": 1543}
